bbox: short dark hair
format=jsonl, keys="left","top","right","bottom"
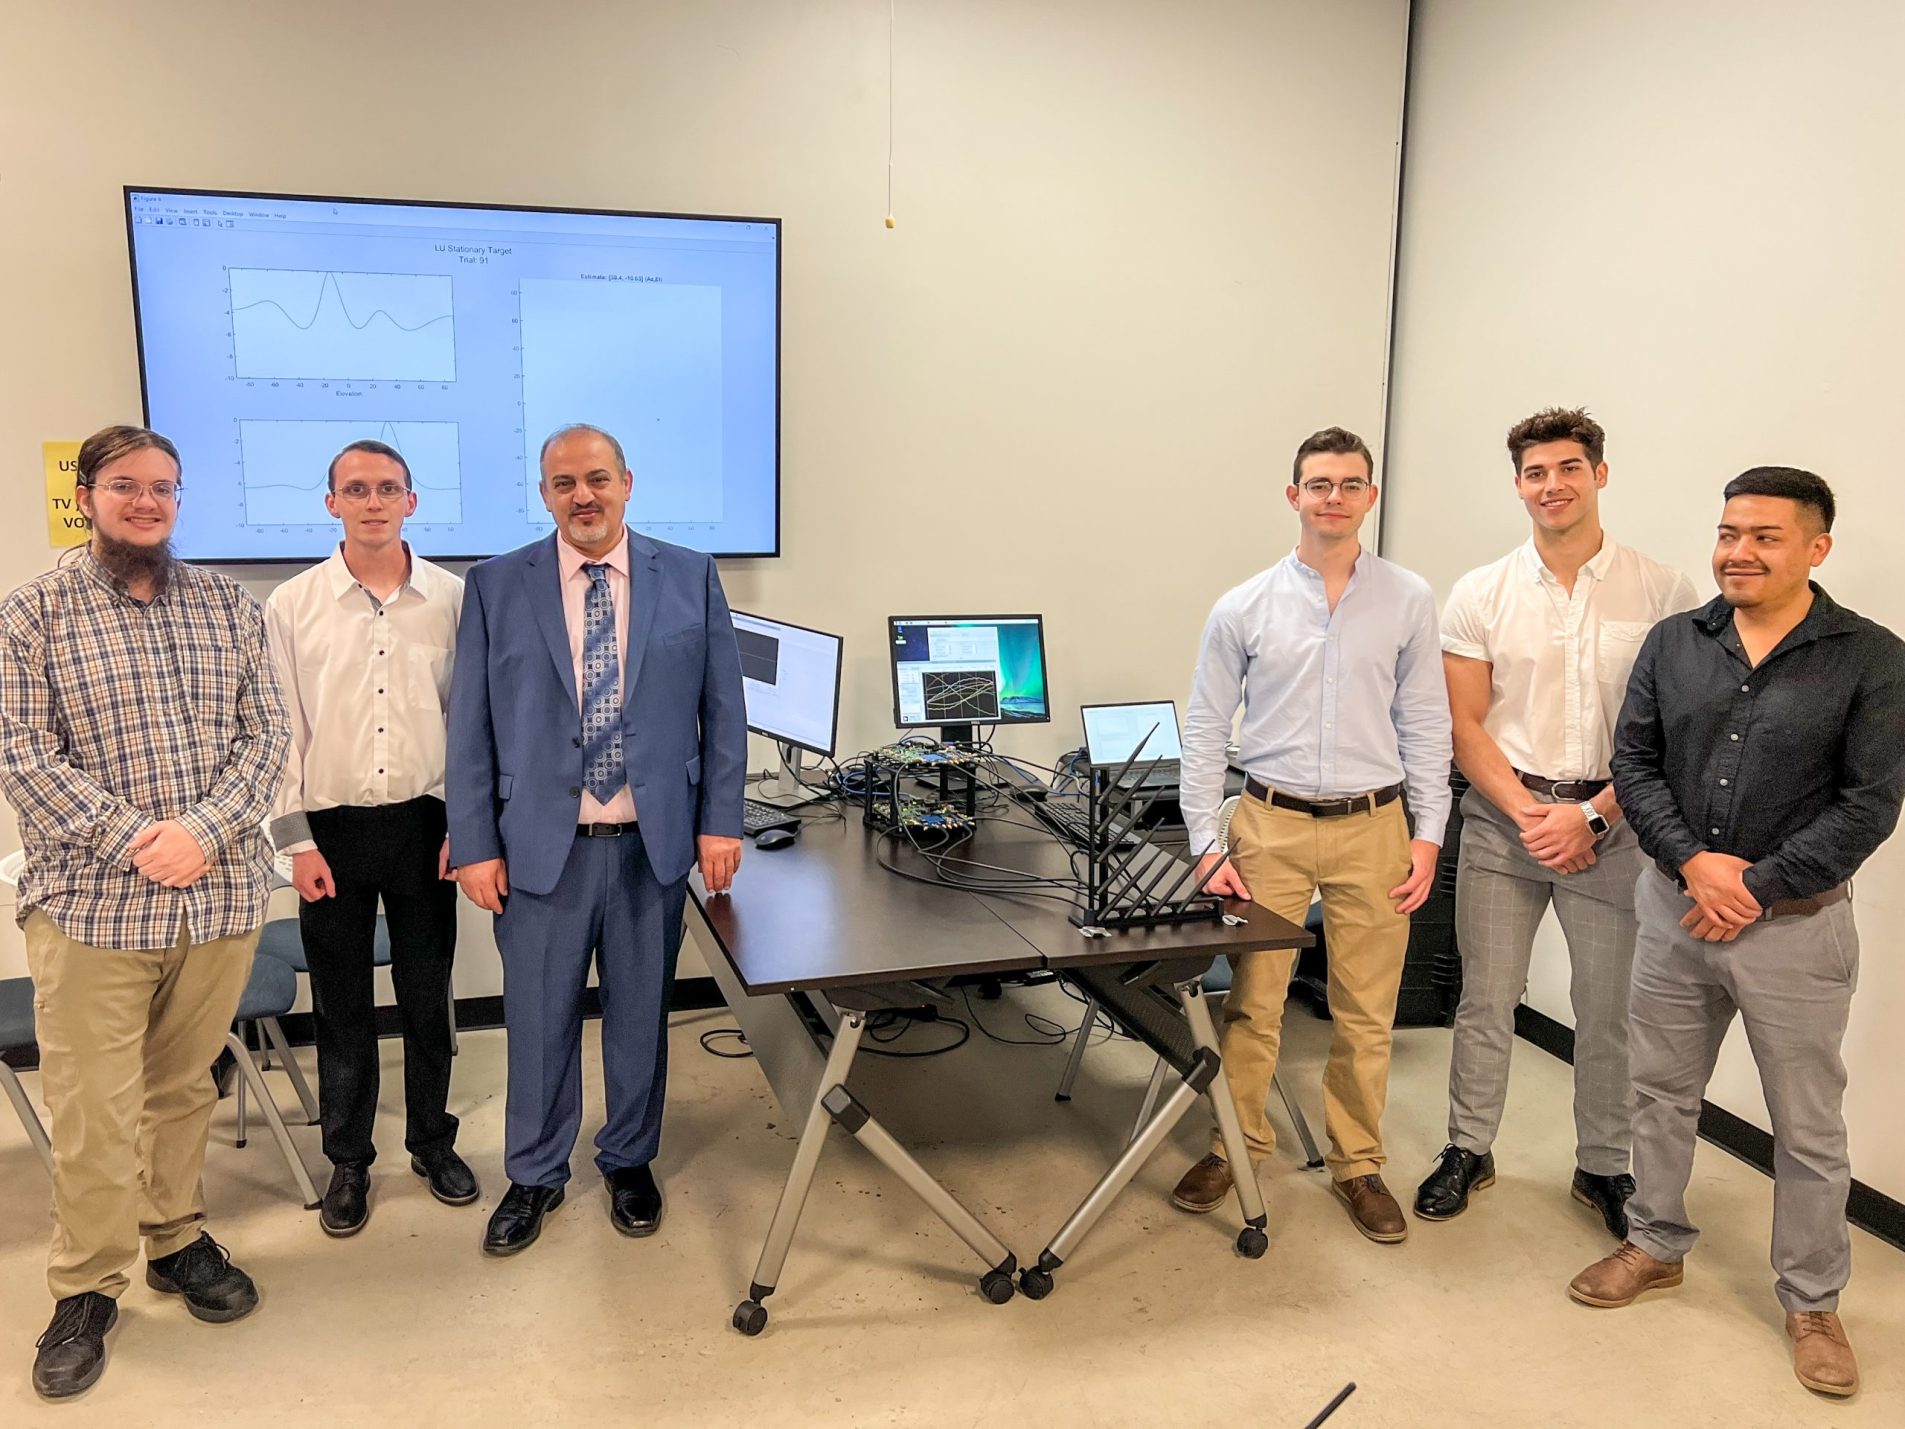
{"left": 326, "top": 439, "right": 412, "bottom": 492}
{"left": 1722, "top": 466, "right": 1836, "bottom": 533}
{"left": 540, "top": 423, "right": 627, "bottom": 476}
{"left": 1506, "top": 407, "right": 1605, "bottom": 472}
{"left": 1292, "top": 427, "right": 1373, "bottom": 485}
{"left": 76, "top": 425, "right": 180, "bottom": 486}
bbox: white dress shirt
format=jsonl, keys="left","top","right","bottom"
{"left": 556, "top": 529, "right": 638, "bottom": 824}
{"left": 266, "top": 545, "right": 463, "bottom": 853}
{"left": 1441, "top": 537, "right": 1701, "bottom": 782}
{"left": 1180, "top": 548, "right": 1454, "bottom": 854}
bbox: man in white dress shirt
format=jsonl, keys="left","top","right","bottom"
{"left": 1173, "top": 426, "right": 1453, "bottom": 1244}
{"left": 266, "top": 440, "right": 476, "bottom": 1236}
{"left": 1414, "top": 408, "right": 1699, "bottom": 1235}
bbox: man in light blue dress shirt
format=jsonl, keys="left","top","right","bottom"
{"left": 1171, "top": 426, "right": 1453, "bottom": 1244}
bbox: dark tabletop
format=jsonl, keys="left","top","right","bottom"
{"left": 689, "top": 814, "right": 1312, "bottom": 997}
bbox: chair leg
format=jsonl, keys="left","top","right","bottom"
{"left": 1273, "top": 1072, "right": 1325, "bottom": 1170}
{"left": 1, "top": 1062, "right": 54, "bottom": 1176}
{"left": 234, "top": 1024, "right": 249, "bottom": 1148}
{"left": 222, "top": 1033, "right": 321, "bottom": 1209}
{"left": 1054, "top": 995, "right": 1099, "bottom": 1102}
{"left": 260, "top": 1018, "right": 319, "bottom": 1125}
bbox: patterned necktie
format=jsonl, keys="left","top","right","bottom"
{"left": 580, "top": 563, "right": 625, "bottom": 803}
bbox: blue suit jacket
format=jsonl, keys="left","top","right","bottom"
{"left": 446, "top": 530, "right": 746, "bottom": 896}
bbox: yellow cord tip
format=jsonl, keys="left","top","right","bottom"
{"left": 884, "top": 214, "right": 896, "bottom": 229}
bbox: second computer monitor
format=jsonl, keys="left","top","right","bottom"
{"left": 888, "top": 614, "right": 1051, "bottom": 740}
{"left": 731, "top": 610, "right": 844, "bottom": 757}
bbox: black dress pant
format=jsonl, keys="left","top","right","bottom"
{"left": 301, "top": 796, "right": 458, "bottom": 1165}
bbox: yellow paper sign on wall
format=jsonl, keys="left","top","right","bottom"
{"left": 44, "top": 441, "right": 90, "bottom": 548}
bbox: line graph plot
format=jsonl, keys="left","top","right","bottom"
{"left": 238, "top": 420, "right": 463, "bottom": 527}
{"left": 229, "top": 269, "right": 456, "bottom": 382}
{"left": 923, "top": 670, "right": 1001, "bottom": 723}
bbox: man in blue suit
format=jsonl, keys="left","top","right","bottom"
{"left": 447, "top": 423, "right": 746, "bottom": 1255}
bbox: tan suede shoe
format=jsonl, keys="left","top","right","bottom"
{"left": 1787, "top": 1311, "right": 1859, "bottom": 1397}
{"left": 1332, "top": 1174, "right": 1408, "bottom": 1243}
{"left": 1568, "top": 1241, "right": 1684, "bottom": 1308}
{"left": 1170, "top": 1153, "right": 1233, "bottom": 1214}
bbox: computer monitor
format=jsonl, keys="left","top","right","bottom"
{"left": 1081, "top": 700, "right": 1183, "bottom": 767}
{"left": 888, "top": 614, "right": 1051, "bottom": 743}
{"left": 731, "top": 611, "right": 843, "bottom": 758}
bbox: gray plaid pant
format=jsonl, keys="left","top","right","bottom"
{"left": 1446, "top": 786, "right": 1641, "bottom": 1175}
{"left": 1626, "top": 868, "right": 1857, "bottom": 1312}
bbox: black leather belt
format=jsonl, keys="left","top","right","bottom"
{"left": 577, "top": 821, "right": 638, "bottom": 838}
{"left": 1763, "top": 883, "right": 1850, "bottom": 921}
{"left": 1244, "top": 776, "right": 1403, "bottom": 819}
{"left": 1516, "top": 770, "right": 1610, "bottom": 801}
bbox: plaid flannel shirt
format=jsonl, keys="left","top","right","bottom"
{"left": 0, "top": 550, "right": 289, "bottom": 950}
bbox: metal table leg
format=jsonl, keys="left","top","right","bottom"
{"left": 1053, "top": 995, "right": 1099, "bottom": 1102}
{"left": 1181, "top": 985, "right": 1269, "bottom": 1254}
{"left": 733, "top": 1008, "right": 1020, "bottom": 1337}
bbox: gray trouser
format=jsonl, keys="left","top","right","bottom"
{"left": 1626, "top": 868, "right": 1858, "bottom": 1312}
{"left": 1447, "top": 786, "right": 1641, "bottom": 1175}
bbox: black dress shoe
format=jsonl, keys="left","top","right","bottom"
{"left": 482, "top": 1183, "right": 565, "bottom": 1256}
{"left": 411, "top": 1148, "right": 481, "bottom": 1206}
{"left": 1413, "top": 1144, "right": 1496, "bottom": 1221}
{"left": 145, "top": 1233, "right": 260, "bottom": 1323}
{"left": 320, "top": 1160, "right": 370, "bottom": 1237}
{"left": 606, "top": 1164, "right": 663, "bottom": 1237}
{"left": 32, "top": 1293, "right": 117, "bottom": 1400}
{"left": 1572, "top": 1168, "right": 1636, "bottom": 1239}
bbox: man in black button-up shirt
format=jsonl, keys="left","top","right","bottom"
{"left": 1569, "top": 468, "right": 1905, "bottom": 1399}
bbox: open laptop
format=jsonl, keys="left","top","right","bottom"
{"left": 1081, "top": 700, "right": 1183, "bottom": 788}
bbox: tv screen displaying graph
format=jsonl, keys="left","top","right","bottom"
{"left": 124, "top": 188, "right": 781, "bottom": 561}
{"left": 888, "top": 615, "right": 1051, "bottom": 730}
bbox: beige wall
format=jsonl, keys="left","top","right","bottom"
{"left": 1387, "top": 0, "right": 1905, "bottom": 1199}
{"left": 0, "top": 0, "right": 1411, "bottom": 995}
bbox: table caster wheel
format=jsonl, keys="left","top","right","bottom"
{"left": 733, "top": 1299, "right": 768, "bottom": 1336}
{"left": 1019, "top": 1266, "right": 1054, "bottom": 1300}
{"left": 979, "top": 1269, "right": 1015, "bottom": 1304}
{"left": 1236, "top": 1226, "right": 1268, "bottom": 1259}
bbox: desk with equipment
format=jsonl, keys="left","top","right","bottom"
{"left": 689, "top": 612, "right": 1310, "bottom": 1335}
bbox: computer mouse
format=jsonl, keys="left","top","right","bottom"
{"left": 754, "top": 826, "right": 798, "bottom": 851}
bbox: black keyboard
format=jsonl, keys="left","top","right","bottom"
{"left": 1027, "top": 798, "right": 1136, "bottom": 852}
{"left": 743, "top": 799, "right": 801, "bottom": 835}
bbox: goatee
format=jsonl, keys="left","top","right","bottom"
{"left": 93, "top": 531, "right": 176, "bottom": 595}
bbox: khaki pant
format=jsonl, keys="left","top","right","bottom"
{"left": 24, "top": 911, "right": 259, "bottom": 1299}
{"left": 1211, "top": 792, "right": 1413, "bottom": 1180}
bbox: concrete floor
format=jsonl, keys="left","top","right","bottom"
{"left": 0, "top": 986, "right": 1898, "bottom": 1426}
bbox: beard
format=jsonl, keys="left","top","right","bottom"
{"left": 93, "top": 529, "right": 176, "bottom": 595}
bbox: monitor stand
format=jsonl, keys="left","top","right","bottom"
{"left": 938, "top": 723, "right": 976, "bottom": 747}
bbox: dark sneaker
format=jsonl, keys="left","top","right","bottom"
{"left": 145, "top": 1233, "right": 260, "bottom": 1323}
{"left": 32, "top": 1293, "right": 117, "bottom": 1400}
{"left": 411, "top": 1148, "right": 480, "bottom": 1207}
{"left": 1332, "top": 1174, "right": 1408, "bottom": 1243}
{"left": 1571, "top": 1169, "right": 1636, "bottom": 1239}
{"left": 321, "top": 1160, "right": 370, "bottom": 1237}
{"left": 1414, "top": 1144, "right": 1496, "bottom": 1221}
{"left": 1170, "top": 1153, "right": 1234, "bottom": 1214}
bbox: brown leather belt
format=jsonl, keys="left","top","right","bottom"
{"left": 1244, "top": 776, "right": 1404, "bottom": 819}
{"left": 1516, "top": 770, "right": 1610, "bottom": 801}
{"left": 577, "top": 821, "right": 638, "bottom": 838}
{"left": 1763, "top": 884, "right": 1850, "bottom": 921}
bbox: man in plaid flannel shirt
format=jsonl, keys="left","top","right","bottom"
{"left": 0, "top": 425, "right": 288, "bottom": 1400}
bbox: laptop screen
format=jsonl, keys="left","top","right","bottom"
{"left": 1082, "top": 701, "right": 1183, "bottom": 767}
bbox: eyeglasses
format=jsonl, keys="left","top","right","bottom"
{"left": 335, "top": 482, "right": 411, "bottom": 503}
{"left": 90, "top": 478, "right": 183, "bottom": 502}
{"left": 1299, "top": 478, "right": 1372, "bottom": 498}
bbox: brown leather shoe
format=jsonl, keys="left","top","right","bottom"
{"left": 1332, "top": 1175, "right": 1407, "bottom": 1243}
{"left": 1787, "top": 1311, "right": 1859, "bottom": 1397}
{"left": 1170, "top": 1153, "right": 1233, "bottom": 1214}
{"left": 1568, "top": 1241, "right": 1684, "bottom": 1307}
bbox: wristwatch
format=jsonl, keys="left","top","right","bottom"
{"left": 1580, "top": 802, "right": 1611, "bottom": 840}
